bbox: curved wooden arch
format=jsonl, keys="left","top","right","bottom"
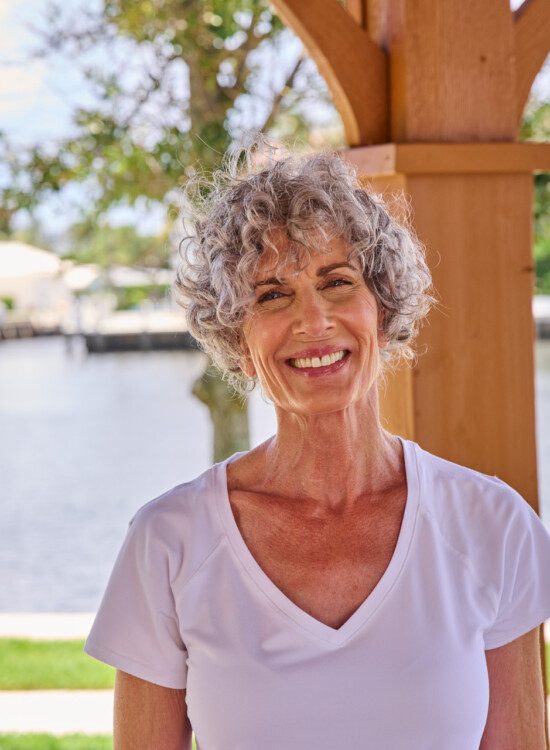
{"left": 514, "top": 0, "right": 550, "bottom": 125}
{"left": 270, "top": 0, "right": 388, "bottom": 145}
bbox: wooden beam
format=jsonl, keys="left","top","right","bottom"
{"left": 344, "top": 0, "right": 365, "bottom": 27}
{"left": 378, "top": 0, "right": 517, "bottom": 141}
{"left": 514, "top": 0, "right": 550, "bottom": 124}
{"left": 343, "top": 142, "right": 550, "bottom": 177}
{"left": 270, "top": 0, "right": 388, "bottom": 145}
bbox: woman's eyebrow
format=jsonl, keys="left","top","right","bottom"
{"left": 254, "top": 262, "right": 357, "bottom": 289}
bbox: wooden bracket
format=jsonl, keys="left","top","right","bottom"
{"left": 270, "top": 0, "right": 388, "bottom": 145}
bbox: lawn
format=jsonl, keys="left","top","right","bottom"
{"left": 0, "top": 640, "right": 113, "bottom": 690}
{"left": 0, "top": 639, "right": 199, "bottom": 749}
{"left": 1, "top": 638, "right": 550, "bottom": 692}
{"left": 0, "top": 735, "right": 198, "bottom": 749}
{"left": 0, "top": 735, "right": 112, "bottom": 750}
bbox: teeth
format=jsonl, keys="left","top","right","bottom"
{"left": 291, "top": 350, "right": 346, "bottom": 369}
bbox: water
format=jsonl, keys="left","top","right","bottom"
{"left": 0, "top": 335, "right": 549, "bottom": 611}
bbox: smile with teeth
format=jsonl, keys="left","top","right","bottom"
{"left": 289, "top": 350, "right": 348, "bottom": 369}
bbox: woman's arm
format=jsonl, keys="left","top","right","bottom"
{"left": 480, "top": 626, "right": 546, "bottom": 750}
{"left": 113, "top": 669, "right": 193, "bottom": 749}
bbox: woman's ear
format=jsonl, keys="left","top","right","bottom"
{"left": 239, "top": 339, "right": 256, "bottom": 378}
{"left": 376, "top": 306, "right": 389, "bottom": 349}
{"left": 241, "top": 356, "right": 256, "bottom": 379}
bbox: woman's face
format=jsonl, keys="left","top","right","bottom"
{"left": 241, "top": 232, "right": 387, "bottom": 416}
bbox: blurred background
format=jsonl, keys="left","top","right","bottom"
{"left": 0, "top": 0, "right": 549, "bottom": 746}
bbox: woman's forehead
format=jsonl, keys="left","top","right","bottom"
{"left": 254, "top": 233, "right": 353, "bottom": 278}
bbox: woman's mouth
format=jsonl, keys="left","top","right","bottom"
{"left": 285, "top": 349, "right": 351, "bottom": 376}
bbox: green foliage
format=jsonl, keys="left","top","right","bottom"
{"left": 519, "top": 100, "right": 550, "bottom": 293}
{"left": 115, "top": 284, "right": 171, "bottom": 309}
{"left": 0, "top": 223, "right": 56, "bottom": 252}
{"left": 63, "top": 223, "right": 171, "bottom": 269}
{"left": 0, "top": 0, "right": 339, "bottom": 233}
{"left": 0, "top": 297, "right": 15, "bottom": 311}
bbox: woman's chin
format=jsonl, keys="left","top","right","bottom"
{"left": 274, "top": 392, "right": 364, "bottom": 417}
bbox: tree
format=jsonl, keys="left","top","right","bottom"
{"left": 65, "top": 222, "right": 171, "bottom": 269}
{"left": 0, "top": 0, "right": 344, "bottom": 461}
{"left": 519, "top": 98, "right": 550, "bottom": 294}
{"left": 1, "top": 1, "right": 341, "bottom": 224}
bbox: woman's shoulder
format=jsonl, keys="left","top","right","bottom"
{"left": 413, "top": 439, "right": 523, "bottom": 511}
{"left": 411, "top": 440, "right": 534, "bottom": 551}
{"left": 125, "top": 462, "right": 225, "bottom": 559}
{"left": 410, "top": 441, "right": 547, "bottom": 604}
{"left": 131, "top": 465, "right": 213, "bottom": 520}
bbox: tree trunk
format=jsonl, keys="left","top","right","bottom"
{"left": 192, "top": 363, "right": 250, "bottom": 463}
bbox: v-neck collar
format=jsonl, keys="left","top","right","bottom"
{"left": 214, "top": 435, "right": 421, "bottom": 648}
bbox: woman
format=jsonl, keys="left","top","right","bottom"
{"left": 84, "top": 148, "right": 550, "bottom": 749}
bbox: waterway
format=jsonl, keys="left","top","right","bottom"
{"left": 0, "top": 335, "right": 548, "bottom": 611}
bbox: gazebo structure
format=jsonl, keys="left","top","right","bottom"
{"left": 270, "top": 0, "right": 550, "bottom": 741}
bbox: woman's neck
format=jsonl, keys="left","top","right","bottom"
{"left": 229, "top": 387, "right": 404, "bottom": 513}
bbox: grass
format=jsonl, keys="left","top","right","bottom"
{"left": 0, "top": 640, "right": 114, "bottom": 690}
{"left": 0, "top": 735, "right": 113, "bottom": 749}
{"left": 1, "top": 637, "right": 549, "bottom": 693}
{"left": 0, "top": 735, "right": 198, "bottom": 750}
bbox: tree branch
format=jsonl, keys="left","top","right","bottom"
{"left": 226, "top": 9, "right": 271, "bottom": 101}
{"left": 261, "top": 53, "right": 305, "bottom": 133}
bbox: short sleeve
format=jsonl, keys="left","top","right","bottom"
{"left": 483, "top": 487, "right": 550, "bottom": 650}
{"left": 83, "top": 506, "right": 188, "bottom": 688}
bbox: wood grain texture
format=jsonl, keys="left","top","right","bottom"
{"left": 381, "top": 0, "right": 517, "bottom": 141}
{"left": 406, "top": 172, "right": 538, "bottom": 506}
{"left": 344, "top": 0, "right": 365, "bottom": 27}
{"left": 344, "top": 142, "right": 550, "bottom": 176}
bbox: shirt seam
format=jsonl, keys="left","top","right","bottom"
{"left": 420, "top": 503, "right": 498, "bottom": 612}
{"left": 170, "top": 534, "right": 226, "bottom": 591}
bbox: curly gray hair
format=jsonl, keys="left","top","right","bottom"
{"left": 173, "top": 144, "right": 438, "bottom": 396}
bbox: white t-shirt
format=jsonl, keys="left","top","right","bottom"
{"left": 83, "top": 436, "right": 550, "bottom": 749}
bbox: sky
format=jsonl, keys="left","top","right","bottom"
{"left": 1, "top": 0, "right": 549, "bottom": 241}
{"left": 0, "top": 0, "right": 96, "bottom": 145}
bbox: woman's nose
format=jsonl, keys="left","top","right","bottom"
{"left": 291, "top": 290, "right": 335, "bottom": 337}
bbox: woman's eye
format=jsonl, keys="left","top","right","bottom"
{"left": 257, "top": 279, "right": 352, "bottom": 304}
{"left": 257, "top": 289, "right": 285, "bottom": 303}
{"left": 325, "top": 278, "right": 353, "bottom": 288}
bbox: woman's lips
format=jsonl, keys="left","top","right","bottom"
{"left": 284, "top": 350, "right": 351, "bottom": 377}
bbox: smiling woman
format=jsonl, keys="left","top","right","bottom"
{"left": 83, "top": 142, "right": 550, "bottom": 750}
{"left": 238, "top": 231, "right": 388, "bottom": 419}
{"left": 173, "top": 145, "right": 436, "bottom": 396}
